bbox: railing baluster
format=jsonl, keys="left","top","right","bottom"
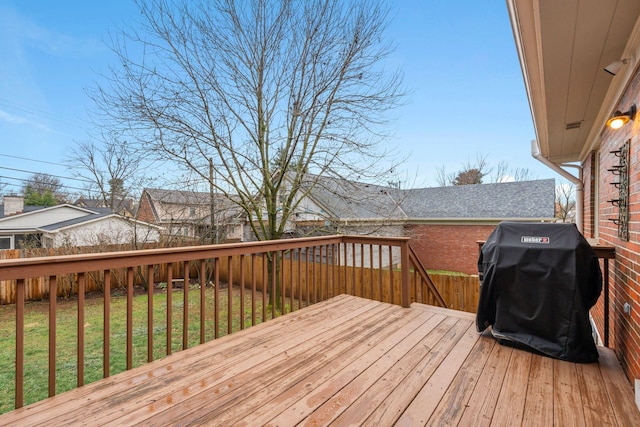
{"left": 400, "top": 240, "right": 410, "bottom": 308}
{"left": 360, "top": 244, "right": 365, "bottom": 298}
{"left": 228, "top": 256, "right": 233, "bottom": 335}
{"left": 378, "top": 247, "right": 383, "bottom": 302}
{"left": 214, "top": 258, "right": 220, "bottom": 339}
{"left": 103, "top": 270, "right": 111, "bottom": 378}
{"left": 251, "top": 254, "right": 256, "bottom": 326}
{"left": 351, "top": 243, "right": 356, "bottom": 296}
{"left": 200, "top": 260, "right": 206, "bottom": 343}
{"left": 319, "top": 246, "right": 324, "bottom": 302}
{"left": 296, "top": 248, "right": 302, "bottom": 309}
{"left": 262, "top": 253, "right": 267, "bottom": 323}
{"left": 48, "top": 275, "right": 57, "bottom": 397}
{"left": 15, "top": 278, "right": 25, "bottom": 409}
{"left": 147, "top": 264, "right": 154, "bottom": 362}
{"left": 305, "top": 248, "right": 310, "bottom": 305}
{"left": 311, "top": 247, "right": 313, "bottom": 302}
{"left": 326, "top": 245, "right": 330, "bottom": 300}
{"left": 289, "top": 250, "right": 294, "bottom": 311}
{"left": 78, "top": 272, "right": 86, "bottom": 386}
{"left": 126, "top": 267, "right": 133, "bottom": 369}
{"left": 335, "top": 244, "right": 340, "bottom": 296}
{"left": 331, "top": 244, "right": 336, "bottom": 298}
{"left": 369, "top": 244, "right": 374, "bottom": 300}
{"left": 240, "top": 255, "right": 245, "bottom": 330}
{"left": 389, "top": 246, "right": 394, "bottom": 304}
{"left": 271, "top": 252, "right": 276, "bottom": 319}
{"left": 167, "top": 263, "right": 173, "bottom": 355}
{"left": 282, "top": 251, "right": 287, "bottom": 312}
{"left": 183, "top": 261, "right": 189, "bottom": 350}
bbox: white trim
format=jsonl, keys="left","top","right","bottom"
{"left": 43, "top": 214, "right": 162, "bottom": 234}
{"left": 0, "top": 204, "right": 97, "bottom": 223}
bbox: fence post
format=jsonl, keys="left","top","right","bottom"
{"left": 400, "top": 240, "right": 410, "bottom": 308}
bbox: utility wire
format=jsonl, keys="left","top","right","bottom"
{"left": 0, "top": 175, "right": 90, "bottom": 193}
{"left": 0, "top": 166, "right": 94, "bottom": 184}
{"left": 0, "top": 153, "right": 67, "bottom": 167}
{"left": 0, "top": 97, "right": 88, "bottom": 128}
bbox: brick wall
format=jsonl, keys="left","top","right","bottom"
{"left": 136, "top": 192, "right": 156, "bottom": 223}
{"left": 583, "top": 151, "right": 597, "bottom": 239}
{"left": 405, "top": 223, "right": 496, "bottom": 275}
{"left": 589, "top": 66, "right": 640, "bottom": 385}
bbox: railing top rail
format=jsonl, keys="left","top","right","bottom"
{"left": 0, "top": 235, "right": 409, "bottom": 281}
{"left": 341, "top": 235, "right": 411, "bottom": 245}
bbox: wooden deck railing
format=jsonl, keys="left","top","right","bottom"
{"left": 0, "top": 235, "right": 446, "bottom": 411}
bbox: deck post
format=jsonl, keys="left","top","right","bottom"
{"left": 400, "top": 240, "right": 410, "bottom": 308}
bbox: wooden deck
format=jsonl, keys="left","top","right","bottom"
{"left": 0, "top": 294, "right": 638, "bottom": 426}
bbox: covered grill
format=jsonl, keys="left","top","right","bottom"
{"left": 476, "top": 222, "right": 602, "bottom": 363}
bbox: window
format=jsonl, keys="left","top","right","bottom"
{"left": 0, "top": 236, "right": 11, "bottom": 250}
{"left": 15, "top": 233, "right": 41, "bottom": 249}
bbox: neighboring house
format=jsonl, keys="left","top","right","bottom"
{"left": 508, "top": 0, "right": 640, "bottom": 406}
{"left": 74, "top": 196, "right": 136, "bottom": 218}
{"left": 0, "top": 196, "right": 161, "bottom": 249}
{"left": 399, "top": 179, "right": 556, "bottom": 275}
{"left": 136, "top": 188, "right": 244, "bottom": 243}
{"left": 136, "top": 177, "right": 554, "bottom": 274}
{"left": 288, "top": 174, "right": 556, "bottom": 274}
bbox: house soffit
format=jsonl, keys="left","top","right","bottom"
{"left": 508, "top": 0, "right": 640, "bottom": 163}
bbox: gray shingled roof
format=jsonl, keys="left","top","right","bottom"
{"left": 397, "top": 179, "right": 556, "bottom": 219}
{"left": 298, "top": 175, "right": 407, "bottom": 219}
{"left": 39, "top": 213, "right": 113, "bottom": 231}
{"left": 302, "top": 175, "right": 555, "bottom": 220}
{"left": 145, "top": 188, "right": 211, "bottom": 205}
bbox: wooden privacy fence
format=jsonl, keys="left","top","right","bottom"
{"left": 429, "top": 273, "right": 480, "bottom": 313}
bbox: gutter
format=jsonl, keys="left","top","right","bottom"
{"left": 531, "top": 140, "right": 583, "bottom": 231}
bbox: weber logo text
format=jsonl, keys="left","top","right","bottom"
{"left": 521, "top": 236, "right": 550, "bottom": 244}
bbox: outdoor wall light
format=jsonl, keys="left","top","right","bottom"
{"left": 604, "top": 58, "right": 630, "bottom": 76}
{"left": 606, "top": 104, "right": 636, "bottom": 129}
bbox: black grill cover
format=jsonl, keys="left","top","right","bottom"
{"left": 476, "top": 222, "right": 602, "bottom": 363}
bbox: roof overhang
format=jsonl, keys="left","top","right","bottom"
{"left": 507, "top": 0, "right": 640, "bottom": 163}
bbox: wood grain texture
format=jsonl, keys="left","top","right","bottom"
{"left": 0, "top": 295, "right": 637, "bottom": 427}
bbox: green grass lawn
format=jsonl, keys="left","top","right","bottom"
{"left": 0, "top": 286, "right": 276, "bottom": 414}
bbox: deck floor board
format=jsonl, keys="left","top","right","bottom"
{"left": 0, "top": 295, "right": 638, "bottom": 426}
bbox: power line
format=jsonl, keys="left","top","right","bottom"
{"left": 0, "top": 175, "right": 90, "bottom": 193}
{"left": 0, "top": 166, "right": 94, "bottom": 184}
{"left": 0, "top": 153, "right": 67, "bottom": 167}
{"left": 0, "top": 97, "right": 88, "bottom": 128}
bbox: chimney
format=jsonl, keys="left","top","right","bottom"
{"left": 3, "top": 195, "right": 24, "bottom": 216}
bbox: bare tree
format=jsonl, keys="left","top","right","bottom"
{"left": 492, "top": 160, "right": 535, "bottom": 183}
{"left": 91, "top": 0, "right": 405, "bottom": 243}
{"left": 66, "top": 136, "right": 147, "bottom": 214}
{"left": 556, "top": 181, "right": 576, "bottom": 222}
{"left": 436, "top": 154, "right": 536, "bottom": 186}
{"left": 434, "top": 165, "right": 453, "bottom": 187}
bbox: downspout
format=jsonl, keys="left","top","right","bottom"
{"left": 531, "top": 140, "right": 584, "bottom": 231}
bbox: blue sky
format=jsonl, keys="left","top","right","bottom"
{"left": 0, "top": 1, "right": 559, "bottom": 196}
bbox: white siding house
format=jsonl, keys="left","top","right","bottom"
{"left": 0, "top": 200, "right": 161, "bottom": 249}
